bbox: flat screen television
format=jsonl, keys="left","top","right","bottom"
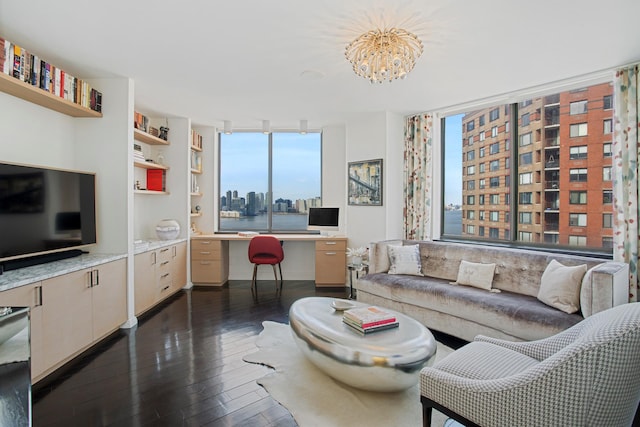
{"left": 307, "top": 207, "right": 339, "bottom": 235}
{"left": 0, "top": 161, "right": 97, "bottom": 270}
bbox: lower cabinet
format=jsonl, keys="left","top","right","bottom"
{"left": 0, "top": 258, "right": 127, "bottom": 382}
{"left": 134, "top": 242, "right": 187, "bottom": 316}
{"left": 315, "top": 239, "right": 347, "bottom": 286}
{"left": 191, "top": 239, "right": 228, "bottom": 285}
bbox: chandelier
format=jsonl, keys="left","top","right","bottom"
{"left": 345, "top": 28, "right": 423, "bottom": 84}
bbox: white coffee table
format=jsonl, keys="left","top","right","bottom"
{"left": 289, "top": 296, "right": 437, "bottom": 392}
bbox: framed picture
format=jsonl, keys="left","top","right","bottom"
{"left": 348, "top": 158, "right": 383, "bottom": 206}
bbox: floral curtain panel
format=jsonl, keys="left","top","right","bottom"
{"left": 403, "top": 113, "right": 433, "bottom": 240}
{"left": 612, "top": 64, "right": 639, "bottom": 302}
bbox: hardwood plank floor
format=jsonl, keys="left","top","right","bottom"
{"left": 32, "top": 280, "right": 465, "bottom": 427}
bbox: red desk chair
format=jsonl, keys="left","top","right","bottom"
{"left": 248, "top": 235, "right": 284, "bottom": 296}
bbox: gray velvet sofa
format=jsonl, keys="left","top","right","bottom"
{"left": 356, "top": 240, "right": 629, "bottom": 342}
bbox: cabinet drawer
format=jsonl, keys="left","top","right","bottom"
{"left": 315, "top": 239, "right": 346, "bottom": 251}
{"left": 157, "top": 246, "right": 172, "bottom": 263}
{"left": 191, "top": 260, "right": 224, "bottom": 284}
{"left": 191, "top": 240, "right": 223, "bottom": 260}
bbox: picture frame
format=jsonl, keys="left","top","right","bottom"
{"left": 348, "top": 158, "right": 383, "bottom": 206}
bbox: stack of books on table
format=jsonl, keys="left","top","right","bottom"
{"left": 343, "top": 306, "right": 399, "bottom": 334}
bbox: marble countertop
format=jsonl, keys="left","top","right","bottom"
{"left": 0, "top": 253, "right": 127, "bottom": 292}
{"left": 133, "top": 238, "right": 187, "bottom": 254}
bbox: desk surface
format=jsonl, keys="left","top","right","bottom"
{"left": 192, "top": 234, "right": 347, "bottom": 242}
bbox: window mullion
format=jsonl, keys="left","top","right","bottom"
{"left": 268, "top": 133, "right": 273, "bottom": 232}
{"left": 509, "top": 103, "right": 518, "bottom": 242}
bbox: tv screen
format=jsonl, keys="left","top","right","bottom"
{"left": 0, "top": 162, "right": 97, "bottom": 262}
{"left": 308, "top": 207, "right": 339, "bottom": 232}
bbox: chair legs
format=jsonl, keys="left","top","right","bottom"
{"left": 251, "top": 263, "right": 284, "bottom": 297}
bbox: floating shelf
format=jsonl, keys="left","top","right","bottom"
{"left": 190, "top": 144, "right": 202, "bottom": 152}
{"left": 134, "top": 128, "right": 170, "bottom": 146}
{"left": 190, "top": 168, "right": 202, "bottom": 174}
{"left": 190, "top": 212, "right": 202, "bottom": 217}
{"left": 0, "top": 72, "right": 102, "bottom": 118}
{"left": 133, "top": 160, "right": 169, "bottom": 170}
{"left": 134, "top": 189, "right": 169, "bottom": 195}
{"left": 190, "top": 192, "right": 202, "bottom": 197}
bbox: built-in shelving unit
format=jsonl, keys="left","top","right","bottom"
{"left": 133, "top": 125, "right": 171, "bottom": 193}
{"left": 190, "top": 129, "right": 204, "bottom": 230}
{"left": 0, "top": 71, "right": 102, "bottom": 118}
{"left": 133, "top": 128, "right": 169, "bottom": 146}
{"left": 133, "top": 161, "right": 169, "bottom": 170}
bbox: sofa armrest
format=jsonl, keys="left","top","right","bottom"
{"left": 580, "top": 261, "right": 629, "bottom": 317}
{"left": 368, "top": 239, "right": 403, "bottom": 273}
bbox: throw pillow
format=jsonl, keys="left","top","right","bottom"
{"left": 453, "top": 260, "right": 496, "bottom": 291}
{"left": 537, "top": 259, "right": 587, "bottom": 314}
{"left": 387, "top": 245, "right": 423, "bottom": 276}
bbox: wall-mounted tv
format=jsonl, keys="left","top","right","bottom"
{"left": 0, "top": 161, "right": 96, "bottom": 270}
{"left": 307, "top": 207, "right": 339, "bottom": 235}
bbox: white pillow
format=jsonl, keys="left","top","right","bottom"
{"left": 453, "top": 260, "right": 496, "bottom": 290}
{"left": 537, "top": 259, "right": 587, "bottom": 314}
{"left": 387, "top": 245, "right": 423, "bottom": 276}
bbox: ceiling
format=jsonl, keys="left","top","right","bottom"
{"left": 1, "top": 0, "right": 639, "bottom": 130}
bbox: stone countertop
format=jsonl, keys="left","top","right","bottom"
{"left": 133, "top": 238, "right": 187, "bottom": 254}
{"left": 0, "top": 253, "right": 127, "bottom": 292}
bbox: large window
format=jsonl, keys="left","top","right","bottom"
{"left": 219, "top": 132, "right": 321, "bottom": 232}
{"left": 442, "top": 81, "right": 613, "bottom": 251}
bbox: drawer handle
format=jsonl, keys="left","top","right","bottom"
{"left": 199, "top": 261, "right": 212, "bottom": 265}
{"left": 325, "top": 252, "right": 337, "bottom": 255}
{"left": 161, "top": 261, "right": 170, "bottom": 266}
{"left": 199, "top": 251, "right": 211, "bottom": 255}
{"left": 161, "top": 273, "right": 170, "bottom": 279}
{"left": 325, "top": 242, "right": 337, "bottom": 245}
{"left": 162, "top": 285, "right": 170, "bottom": 292}
{"left": 160, "top": 248, "right": 170, "bottom": 253}
{"left": 200, "top": 241, "right": 211, "bottom": 245}
{"left": 35, "top": 285, "right": 43, "bottom": 307}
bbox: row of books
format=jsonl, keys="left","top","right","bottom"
{"left": 342, "top": 306, "right": 399, "bottom": 334}
{"left": 191, "top": 129, "right": 203, "bottom": 150}
{"left": 0, "top": 37, "right": 102, "bottom": 113}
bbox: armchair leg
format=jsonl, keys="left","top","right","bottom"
{"left": 421, "top": 396, "right": 480, "bottom": 427}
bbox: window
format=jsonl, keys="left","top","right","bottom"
{"left": 467, "top": 210, "right": 475, "bottom": 220}
{"left": 489, "top": 228, "right": 500, "bottom": 238}
{"left": 520, "top": 99, "right": 532, "bottom": 107}
{"left": 479, "top": 178, "right": 486, "bottom": 189}
{"left": 603, "top": 190, "right": 613, "bottom": 204}
{"left": 603, "top": 213, "right": 612, "bottom": 228}
{"left": 479, "top": 115, "right": 485, "bottom": 126}
{"left": 466, "top": 224, "right": 475, "bottom": 234}
{"left": 569, "top": 168, "right": 588, "bottom": 182}
{"left": 603, "top": 119, "right": 612, "bottom": 134}
{"left": 479, "top": 210, "right": 485, "bottom": 220}
{"left": 467, "top": 195, "right": 475, "bottom": 205}
{"left": 602, "top": 237, "right": 613, "bottom": 249}
{"left": 519, "top": 132, "right": 532, "bottom": 147}
{"left": 519, "top": 212, "right": 532, "bottom": 224}
{"left": 519, "top": 152, "right": 533, "bottom": 165}
{"left": 570, "top": 100, "right": 588, "bottom": 115}
{"left": 478, "top": 226, "right": 485, "bottom": 236}
{"left": 519, "top": 172, "right": 533, "bottom": 185}
{"left": 603, "top": 95, "right": 612, "bottom": 110}
{"left": 603, "top": 166, "right": 612, "bottom": 181}
{"left": 467, "top": 165, "right": 475, "bottom": 175}
{"left": 491, "top": 126, "right": 498, "bottom": 137}
{"left": 569, "top": 213, "right": 587, "bottom": 227}
{"left": 219, "top": 132, "right": 321, "bottom": 232}
{"left": 570, "top": 123, "right": 588, "bottom": 137}
{"left": 467, "top": 180, "right": 475, "bottom": 190}
{"left": 466, "top": 121, "right": 475, "bottom": 131}
{"left": 467, "top": 150, "right": 475, "bottom": 161}
{"left": 569, "top": 145, "right": 588, "bottom": 160}
{"left": 519, "top": 192, "right": 532, "bottom": 204}
{"left": 569, "top": 235, "right": 587, "bottom": 246}
{"left": 468, "top": 136, "right": 474, "bottom": 145}
{"left": 442, "top": 82, "right": 613, "bottom": 251}
{"left": 603, "top": 142, "right": 612, "bottom": 157}
{"left": 479, "top": 131, "right": 486, "bottom": 141}
{"left": 569, "top": 191, "right": 587, "bottom": 204}
{"left": 489, "top": 211, "right": 499, "bottom": 221}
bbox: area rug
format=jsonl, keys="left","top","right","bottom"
{"left": 243, "top": 321, "right": 452, "bottom": 427}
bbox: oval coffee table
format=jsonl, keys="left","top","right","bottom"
{"left": 289, "top": 296, "right": 437, "bottom": 392}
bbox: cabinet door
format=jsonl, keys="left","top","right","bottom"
{"left": 91, "top": 259, "right": 127, "bottom": 340}
{"left": 134, "top": 251, "right": 157, "bottom": 315}
{"left": 315, "top": 250, "right": 347, "bottom": 285}
{"left": 41, "top": 269, "right": 93, "bottom": 370}
{"left": 172, "top": 242, "right": 187, "bottom": 291}
{"left": 0, "top": 283, "right": 45, "bottom": 379}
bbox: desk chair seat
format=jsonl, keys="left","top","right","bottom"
{"left": 248, "top": 235, "right": 284, "bottom": 297}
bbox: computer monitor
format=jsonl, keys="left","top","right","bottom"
{"left": 307, "top": 207, "right": 339, "bottom": 235}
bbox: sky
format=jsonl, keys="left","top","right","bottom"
{"left": 220, "top": 132, "right": 321, "bottom": 201}
{"left": 443, "top": 114, "right": 463, "bottom": 205}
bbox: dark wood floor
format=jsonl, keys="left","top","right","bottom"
{"left": 32, "top": 281, "right": 465, "bottom": 427}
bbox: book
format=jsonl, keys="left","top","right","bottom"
{"left": 343, "top": 306, "right": 397, "bottom": 328}
{"left": 343, "top": 317, "right": 399, "bottom": 334}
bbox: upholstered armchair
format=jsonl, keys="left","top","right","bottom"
{"left": 420, "top": 303, "right": 640, "bottom": 427}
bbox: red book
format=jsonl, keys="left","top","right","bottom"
{"left": 146, "top": 169, "right": 164, "bottom": 191}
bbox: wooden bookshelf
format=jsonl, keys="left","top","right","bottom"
{"left": 0, "top": 72, "right": 102, "bottom": 118}
{"left": 133, "top": 160, "right": 169, "bottom": 170}
{"left": 134, "top": 128, "right": 170, "bottom": 146}
{"left": 134, "top": 190, "right": 170, "bottom": 195}
{"left": 190, "top": 144, "right": 202, "bottom": 152}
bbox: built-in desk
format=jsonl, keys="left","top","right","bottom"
{"left": 190, "top": 234, "right": 347, "bottom": 287}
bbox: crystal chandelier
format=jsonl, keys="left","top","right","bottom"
{"left": 345, "top": 28, "right": 423, "bottom": 84}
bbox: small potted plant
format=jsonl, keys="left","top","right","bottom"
{"left": 347, "top": 246, "right": 368, "bottom": 266}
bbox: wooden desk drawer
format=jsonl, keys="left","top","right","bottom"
{"left": 191, "top": 260, "right": 225, "bottom": 284}
{"left": 191, "top": 240, "right": 223, "bottom": 260}
{"left": 315, "top": 240, "right": 346, "bottom": 251}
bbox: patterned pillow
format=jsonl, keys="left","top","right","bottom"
{"left": 387, "top": 245, "right": 423, "bottom": 276}
{"left": 453, "top": 260, "right": 496, "bottom": 291}
{"left": 537, "top": 259, "right": 587, "bottom": 314}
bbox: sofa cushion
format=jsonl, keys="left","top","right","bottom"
{"left": 388, "top": 244, "right": 423, "bottom": 276}
{"left": 537, "top": 260, "right": 587, "bottom": 314}
{"left": 357, "top": 273, "right": 583, "bottom": 340}
{"left": 453, "top": 260, "right": 496, "bottom": 291}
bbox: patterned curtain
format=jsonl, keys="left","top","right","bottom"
{"left": 403, "top": 113, "right": 433, "bottom": 240}
{"left": 612, "top": 65, "right": 639, "bottom": 302}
